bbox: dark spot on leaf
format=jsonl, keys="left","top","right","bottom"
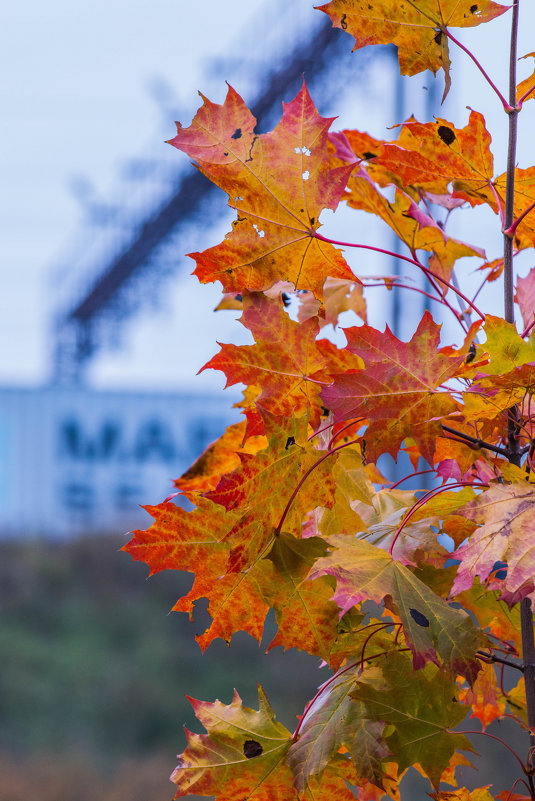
{"left": 438, "top": 125, "right": 456, "bottom": 145}
{"left": 223, "top": 151, "right": 229, "bottom": 156}
{"left": 244, "top": 740, "right": 263, "bottom": 758}
{"left": 321, "top": 407, "right": 330, "bottom": 416}
{"left": 363, "top": 151, "right": 377, "bottom": 160}
{"left": 310, "top": 216, "right": 315, "bottom": 225}
{"left": 465, "top": 343, "right": 476, "bottom": 364}
{"left": 300, "top": 208, "right": 304, "bottom": 213}
{"left": 281, "top": 292, "right": 291, "bottom": 307}
{"left": 409, "top": 608, "right": 430, "bottom": 627}
{"left": 434, "top": 30, "right": 442, "bottom": 45}
{"left": 231, "top": 128, "right": 242, "bottom": 140}
{"left": 340, "top": 13, "right": 347, "bottom": 29}
{"left": 285, "top": 436, "right": 296, "bottom": 449}
{"left": 235, "top": 294, "right": 242, "bottom": 302}
{"left": 470, "top": 4, "right": 478, "bottom": 12}
{"left": 361, "top": 438, "right": 367, "bottom": 465}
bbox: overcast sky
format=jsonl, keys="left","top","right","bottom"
{"left": 2, "top": 1, "right": 535, "bottom": 392}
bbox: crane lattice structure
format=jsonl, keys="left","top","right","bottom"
{"left": 51, "top": 7, "right": 437, "bottom": 383}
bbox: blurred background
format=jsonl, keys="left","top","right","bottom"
{"left": 2, "top": 1, "right": 535, "bottom": 798}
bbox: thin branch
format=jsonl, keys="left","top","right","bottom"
{"left": 418, "top": 261, "right": 485, "bottom": 320}
{"left": 441, "top": 424, "right": 511, "bottom": 457}
{"left": 445, "top": 29, "right": 511, "bottom": 111}
{"left": 476, "top": 650, "right": 524, "bottom": 672}
{"left": 504, "top": 3, "right": 520, "bottom": 327}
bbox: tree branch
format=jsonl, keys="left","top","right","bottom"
{"left": 441, "top": 424, "right": 510, "bottom": 457}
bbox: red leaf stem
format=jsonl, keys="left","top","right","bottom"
{"left": 505, "top": 201, "right": 535, "bottom": 238}
{"left": 275, "top": 438, "right": 360, "bottom": 534}
{"left": 455, "top": 729, "right": 528, "bottom": 773}
{"left": 389, "top": 481, "right": 488, "bottom": 557}
{"left": 488, "top": 181, "right": 506, "bottom": 229}
{"left": 388, "top": 469, "right": 435, "bottom": 490}
{"left": 444, "top": 29, "right": 511, "bottom": 112}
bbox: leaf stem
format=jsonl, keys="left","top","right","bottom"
{"left": 275, "top": 438, "right": 360, "bottom": 534}
{"left": 488, "top": 180, "right": 506, "bottom": 228}
{"left": 454, "top": 729, "right": 528, "bottom": 774}
{"left": 444, "top": 29, "right": 511, "bottom": 111}
{"left": 327, "top": 419, "right": 365, "bottom": 449}
{"left": 362, "top": 280, "right": 442, "bottom": 306}
{"left": 505, "top": 201, "right": 535, "bottom": 238}
{"left": 389, "top": 480, "right": 488, "bottom": 557}
{"left": 388, "top": 469, "right": 435, "bottom": 490}
{"left": 314, "top": 232, "right": 485, "bottom": 322}
{"left": 521, "top": 319, "right": 535, "bottom": 338}
{"left": 518, "top": 83, "right": 535, "bottom": 107}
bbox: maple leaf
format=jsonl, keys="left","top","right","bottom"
{"left": 201, "top": 292, "right": 338, "bottom": 430}
{"left": 321, "top": 311, "right": 463, "bottom": 463}
{"left": 287, "top": 665, "right": 390, "bottom": 792}
{"left": 458, "top": 661, "right": 505, "bottom": 729}
{"left": 430, "top": 787, "right": 497, "bottom": 801}
{"left": 309, "top": 535, "right": 483, "bottom": 680}
{"left": 168, "top": 82, "right": 356, "bottom": 300}
{"left": 175, "top": 419, "right": 267, "bottom": 493}
{"left": 261, "top": 534, "right": 342, "bottom": 664}
{"left": 206, "top": 411, "right": 337, "bottom": 572}
{"left": 352, "top": 652, "right": 474, "bottom": 788}
{"left": 173, "top": 557, "right": 270, "bottom": 651}
{"left": 451, "top": 483, "right": 535, "bottom": 605}
{"left": 317, "top": 0, "right": 507, "bottom": 99}
{"left": 480, "top": 167, "right": 535, "bottom": 249}
{"left": 456, "top": 582, "right": 522, "bottom": 653}
{"left": 171, "top": 687, "right": 359, "bottom": 800}
{"left": 122, "top": 497, "right": 231, "bottom": 579}
{"left": 376, "top": 111, "right": 495, "bottom": 204}
{"left": 171, "top": 686, "right": 294, "bottom": 800}
{"left": 341, "top": 171, "right": 483, "bottom": 285}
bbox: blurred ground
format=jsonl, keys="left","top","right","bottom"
{"left": 0, "top": 534, "right": 323, "bottom": 800}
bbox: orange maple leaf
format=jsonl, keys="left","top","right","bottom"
{"left": 206, "top": 411, "right": 337, "bottom": 572}
{"left": 168, "top": 82, "right": 356, "bottom": 300}
{"left": 321, "top": 311, "right": 464, "bottom": 463}
{"left": 318, "top": 0, "right": 508, "bottom": 99}
{"left": 201, "top": 292, "right": 337, "bottom": 430}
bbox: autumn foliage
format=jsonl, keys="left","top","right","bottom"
{"left": 123, "top": 1, "right": 535, "bottom": 799}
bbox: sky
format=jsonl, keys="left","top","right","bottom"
{"left": 2, "top": 1, "right": 535, "bottom": 394}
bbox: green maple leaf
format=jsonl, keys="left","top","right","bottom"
{"left": 287, "top": 664, "right": 391, "bottom": 792}
{"left": 352, "top": 652, "right": 474, "bottom": 788}
{"left": 310, "top": 536, "right": 483, "bottom": 681}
